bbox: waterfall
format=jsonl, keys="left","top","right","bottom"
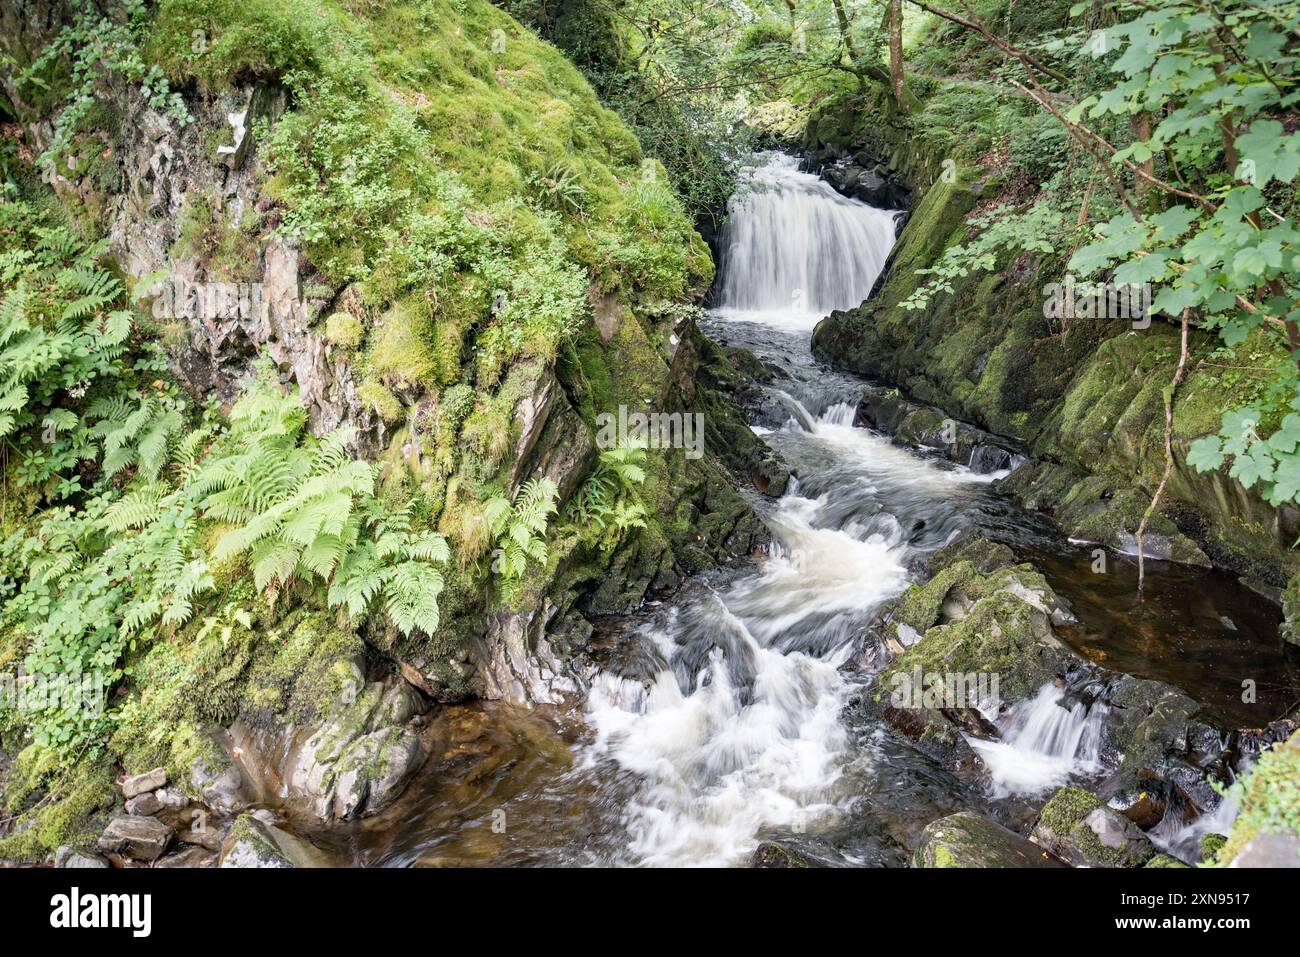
{"left": 713, "top": 153, "right": 898, "bottom": 326}
{"left": 967, "top": 684, "right": 1109, "bottom": 798}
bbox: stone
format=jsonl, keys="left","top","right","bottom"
{"left": 125, "top": 792, "right": 163, "bottom": 816}
{"left": 120, "top": 767, "right": 167, "bottom": 799}
{"left": 54, "top": 846, "right": 111, "bottom": 869}
{"left": 178, "top": 825, "right": 223, "bottom": 852}
{"left": 97, "top": 815, "right": 174, "bottom": 862}
{"left": 153, "top": 787, "right": 189, "bottom": 809}
{"left": 154, "top": 846, "right": 217, "bottom": 868}
{"left": 750, "top": 842, "right": 821, "bottom": 868}
{"left": 219, "top": 814, "right": 334, "bottom": 868}
{"left": 190, "top": 757, "right": 246, "bottom": 813}
{"left": 913, "top": 812, "right": 1066, "bottom": 868}
{"left": 1032, "top": 787, "right": 1155, "bottom": 867}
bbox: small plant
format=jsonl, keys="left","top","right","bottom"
{"left": 484, "top": 477, "right": 558, "bottom": 594}
{"left": 567, "top": 444, "right": 649, "bottom": 551}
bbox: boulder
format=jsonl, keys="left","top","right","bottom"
{"left": 219, "top": 814, "right": 334, "bottom": 868}
{"left": 913, "top": 812, "right": 1065, "bottom": 868}
{"left": 54, "top": 846, "right": 111, "bottom": 869}
{"left": 120, "top": 767, "right": 166, "bottom": 799}
{"left": 285, "top": 677, "right": 428, "bottom": 821}
{"left": 96, "top": 815, "right": 174, "bottom": 862}
{"left": 125, "top": 792, "right": 163, "bottom": 816}
{"left": 750, "top": 842, "right": 822, "bottom": 868}
{"left": 1032, "top": 787, "right": 1156, "bottom": 867}
{"left": 154, "top": 846, "right": 216, "bottom": 868}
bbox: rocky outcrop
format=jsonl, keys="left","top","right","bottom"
{"left": 807, "top": 101, "right": 1299, "bottom": 597}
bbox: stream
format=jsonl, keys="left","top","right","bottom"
{"left": 317, "top": 153, "right": 1300, "bottom": 868}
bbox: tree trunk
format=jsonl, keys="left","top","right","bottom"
{"left": 889, "top": 0, "right": 908, "bottom": 112}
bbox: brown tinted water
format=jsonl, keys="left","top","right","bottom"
{"left": 1028, "top": 545, "right": 1300, "bottom": 728}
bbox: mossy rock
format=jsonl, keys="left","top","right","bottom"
{"left": 1032, "top": 786, "right": 1156, "bottom": 868}
{"left": 913, "top": 812, "right": 1065, "bottom": 868}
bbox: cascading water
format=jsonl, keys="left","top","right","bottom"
{"left": 966, "top": 684, "right": 1109, "bottom": 798}
{"left": 333, "top": 150, "right": 1284, "bottom": 869}
{"left": 581, "top": 153, "right": 1006, "bottom": 866}
{"left": 713, "top": 154, "right": 899, "bottom": 326}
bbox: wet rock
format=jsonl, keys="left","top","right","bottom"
{"left": 1032, "top": 786, "right": 1155, "bottom": 867}
{"left": 120, "top": 767, "right": 166, "bottom": 799}
{"left": 154, "top": 846, "right": 216, "bottom": 868}
{"left": 913, "top": 812, "right": 1065, "bottom": 868}
{"left": 1200, "top": 833, "right": 1228, "bottom": 862}
{"left": 153, "top": 787, "right": 189, "bottom": 810}
{"left": 54, "top": 846, "right": 111, "bottom": 869}
{"left": 125, "top": 792, "right": 163, "bottom": 816}
{"left": 219, "top": 814, "right": 334, "bottom": 868}
{"left": 750, "top": 842, "right": 822, "bottom": 868}
{"left": 178, "top": 825, "right": 223, "bottom": 852}
{"left": 190, "top": 756, "right": 247, "bottom": 813}
{"left": 285, "top": 676, "right": 429, "bottom": 821}
{"left": 97, "top": 816, "right": 174, "bottom": 862}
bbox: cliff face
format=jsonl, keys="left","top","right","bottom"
{"left": 0, "top": 0, "right": 776, "bottom": 858}
{"left": 806, "top": 95, "right": 1300, "bottom": 601}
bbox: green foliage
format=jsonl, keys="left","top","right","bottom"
{"left": 485, "top": 476, "right": 558, "bottom": 594}
{"left": 148, "top": 0, "right": 334, "bottom": 92}
{"left": 14, "top": 0, "right": 189, "bottom": 170}
{"left": 566, "top": 443, "right": 649, "bottom": 551}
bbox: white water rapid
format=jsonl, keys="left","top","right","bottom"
{"left": 581, "top": 153, "right": 1003, "bottom": 866}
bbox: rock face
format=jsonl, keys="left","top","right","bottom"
{"left": 97, "top": 816, "right": 174, "bottom": 862}
{"left": 280, "top": 675, "right": 429, "bottom": 822}
{"left": 219, "top": 814, "right": 333, "bottom": 868}
{"left": 807, "top": 103, "right": 1298, "bottom": 595}
{"left": 1032, "top": 787, "right": 1156, "bottom": 868}
{"left": 913, "top": 813, "right": 1065, "bottom": 868}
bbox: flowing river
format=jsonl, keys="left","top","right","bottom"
{"left": 309, "top": 153, "right": 1299, "bottom": 868}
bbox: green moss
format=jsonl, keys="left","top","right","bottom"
{"left": 359, "top": 379, "right": 405, "bottom": 425}
{"left": 0, "top": 752, "right": 117, "bottom": 863}
{"left": 148, "top": 0, "right": 335, "bottom": 93}
{"left": 324, "top": 312, "right": 364, "bottom": 351}
{"left": 1215, "top": 730, "right": 1300, "bottom": 865}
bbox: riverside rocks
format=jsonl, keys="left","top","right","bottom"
{"left": 913, "top": 812, "right": 1065, "bottom": 868}
{"left": 1032, "top": 787, "right": 1156, "bottom": 868}
{"left": 97, "top": 815, "right": 174, "bottom": 862}
{"left": 219, "top": 814, "right": 334, "bottom": 868}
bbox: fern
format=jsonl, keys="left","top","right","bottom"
{"left": 486, "top": 477, "right": 558, "bottom": 594}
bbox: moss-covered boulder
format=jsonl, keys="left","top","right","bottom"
{"left": 750, "top": 842, "right": 822, "bottom": 868}
{"left": 1032, "top": 786, "right": 1156, "bottom": 868}
{"left": 913, "top": 812, "right": 1065, "bottom": 868}
{"left": 218, "top": 813, "right": 335, "bottom": 868}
